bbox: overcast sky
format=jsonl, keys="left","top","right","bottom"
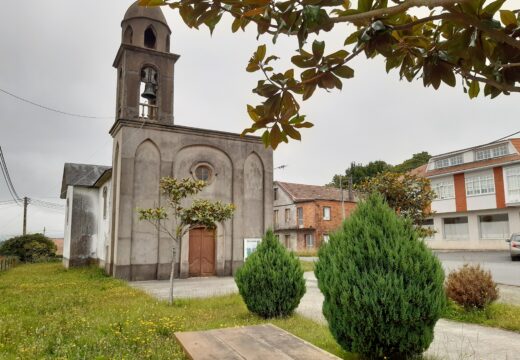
{"left": 0, "top": 0, "right": 518, "bottom": 239}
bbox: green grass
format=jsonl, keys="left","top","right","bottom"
{"left": 299, "top": 259, "right": 316, "bottom": 272}
{"left": 0, "top": 263, "right": 355, "bottom": 359}
{"left": 295, "top": 249, "right": 318, "bottom": 257}
{"left": 443, "top": 300, "right": 520, "bottom": 333}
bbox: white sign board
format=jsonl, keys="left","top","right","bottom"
{"left": 243, "top": 238, "right": 261, "bottom": 260}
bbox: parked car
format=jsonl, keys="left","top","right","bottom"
{"left": 506, "top": 233, "right": 520, "bottom": 261}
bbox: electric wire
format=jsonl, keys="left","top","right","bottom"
{"left": 0, "top": 146, "right": 21, "bottom": 205}
{"left": 0, "top": 87, "right": 113, "bottom": 120}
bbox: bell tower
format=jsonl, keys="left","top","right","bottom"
{"left": 113, "top": 2, "right": 179, "bottom": 124}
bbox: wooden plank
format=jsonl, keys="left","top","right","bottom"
{"left": 174, "top": 324, "right": 340, "bottom": 360}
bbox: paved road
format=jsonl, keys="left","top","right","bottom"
{"left": 302, "top": 251, "right": 520, "bottom": 286}
{"left": 434, "top": 251, "right": 520, "bottom": 286}
{"left": 132, "top": 273, "right": 520, "bottom": 360}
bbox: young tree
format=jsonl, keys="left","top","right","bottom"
{"left": 140, "top": 0, "right": 520, "bottom": 148}
{"left": 329, "top": 160, "right": 392, "bottom": 187}
{"left": 138, "top": 177, "right": 235, "bottom": 304}
{"left": 356, "top": 171, "right": 436, "bottom": 237}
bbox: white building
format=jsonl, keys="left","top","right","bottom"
{"left": 415, "top": 138, "right": 520, "bottom": 250}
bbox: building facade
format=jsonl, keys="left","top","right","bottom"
{"left": 60, "top": 2, "right": 273, "bottom": 280}
{"left": 418, "top": 139, "right": 520, "bottom": 250}
{"left": 273, "top": 181, "right": 356, "bottom": 251}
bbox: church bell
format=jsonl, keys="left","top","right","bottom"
{"left": 141, "top": 82, "right": 157, "bottom": 101}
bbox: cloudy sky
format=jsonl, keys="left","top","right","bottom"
{"left": 0, "top": 0, "right": 518, "bottom": 239}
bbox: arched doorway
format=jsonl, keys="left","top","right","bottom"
{"left": 188, "top": 227, "right": 216, "bottom": 277}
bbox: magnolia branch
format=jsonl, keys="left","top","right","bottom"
{"left": 459, "top": 71, "right": 520, "bottom": 93}
{"left": 331, "top": 0, "right": 470, "bottom": 24}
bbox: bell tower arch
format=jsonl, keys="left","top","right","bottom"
{"left": 113, "top": 2, "right": 179, "bottom": 124}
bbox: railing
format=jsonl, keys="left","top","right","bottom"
{"left": 0, "top": 256, "right": 18, "bottom": 272}
{"left": 139, "top": 103, "right": 158, "bottom": 120}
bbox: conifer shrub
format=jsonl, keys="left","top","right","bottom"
{"left": 445, "top": 264, "right": 499, "bottom": 310}
{"left": 235, "top": 229, "right": 306, "bottom": 318}
{"left": 315, "top": 194, "right": 446, "bottom": 359}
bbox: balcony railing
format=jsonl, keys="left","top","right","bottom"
{"left": 139, "top": 103, "right": 158, "bottom": 120}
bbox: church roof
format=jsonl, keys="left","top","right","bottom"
{"left": 123, "top": 1, "right": 169, "bottom": 28}
{"left": 60, "top": 163, "right": 111, "bottom": 199}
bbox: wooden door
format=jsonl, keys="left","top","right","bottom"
{"left": 189, "top": 227, "right": 215, "bottom": 277}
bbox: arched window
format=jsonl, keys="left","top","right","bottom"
{"left": 123, "top": 26, "right": 133, "bottom": 44}
{"left": 102, "top": 187, "right": 108, "bottom": 220}
{"left": 144, "top": 26, "right": 156, "bottom": 49}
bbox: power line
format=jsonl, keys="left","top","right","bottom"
{"left": 0, "top": 146, "right": 21, "bottom": 205}
{"left": 0, "top": 87, "right": 113, "bottom": 120}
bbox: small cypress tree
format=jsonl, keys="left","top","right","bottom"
{"left": 315, "top": 193, "right": 446, "bottom": 359}
{"left": 235, "top": 229, "right": 306, "bottom": 318}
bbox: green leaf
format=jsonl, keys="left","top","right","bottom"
{"left": 357, "top": 0, "right": 373, "bottom": 12}
{"left": 312, "top": 40, "right": 325, "bottom": 60}
{"left": 261, "top": 130, "right": 270, "bottom": 147}
{"left": 344, "top": 31, "right": 360, "bottom": 45}
{"left": 281, "top": 124, "right": 302, "bottom": 141}
{"left": 256, "top": 44, "right": 267, "bottom": 62}
{"left": 481, "top": 0, "right": 505, "bottom": 17}
{"left": 247, "top": 105, "right": 260, "bottom": 122}
{"left": 500, "top": 10, "right": 517, "bottom": 27}
{"left": 468, "top": 80, "right": 480, "bottom": 99}
{"left": 270, "top": 124, "right": 282, "bottom": 149}
{"left": 332, "top": 65, "right": 354, "bottom": 78}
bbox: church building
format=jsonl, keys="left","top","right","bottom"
{"left": 60, "top": 2, "right": 273, "bottom": 281}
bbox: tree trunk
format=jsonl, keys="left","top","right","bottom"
{"left": 169, "top": 244, "right": 177, "bottom": 305}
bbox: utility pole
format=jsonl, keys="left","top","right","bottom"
{"left": 23, "top": 197, "right": 28, "bottom": 235}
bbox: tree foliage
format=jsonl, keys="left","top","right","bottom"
{"left": 315, "top": 194, "right": 446, "bottom": 358}
{"left": 356, "top": 171, "right": 436, "bottom": 236}
{"left": 140, "top": 0, "right": 520, "bottom": 148}
{"left": 235, "top": 229, "right": 306, "bottom": 318}
{"left": 329, "top": 151, "right": 431, "bottom": 187}
{"left": 138, "top": 177, "right": 235, "bottom": 304}
{"left": 0, "top": 233, "right": 57, "bottom": 262}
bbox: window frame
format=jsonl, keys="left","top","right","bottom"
{"left": 465, "top": 173, "right": 495, "bottom": 197}
{"left": 323, "top": 206, "right": 331, "bottom": 221}
{"left": 475, "top": 144, "right": 509, "bottom": 161}
{"left": 297, "top": 207, "right": 303, "bottom": 227}
{"left": 442, "top": 216, "right": 469, "bottom": 240}
{"left": 305, "top": 233, "right": 314, "bottom": 248}
{"left": 284, "top": 208, "right": 290, "bottom": 223}
{"left": 432, "top": 180, "right": 455, "bottom": 200}
{"left": 273, "top": 210, "right": 279, "bottom": 226}
{"left": 506, "top": 166, "right": 520, "bottom": 199}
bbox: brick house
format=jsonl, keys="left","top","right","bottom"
{"left": 273, "top": 181, "right": 357, "bottom": 250}
{"left": 416, "top": 138, "right": 520, "bottom": 250}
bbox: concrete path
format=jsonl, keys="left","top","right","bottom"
{"left": 131, "top": 274, "right": 520, "bottom": 359}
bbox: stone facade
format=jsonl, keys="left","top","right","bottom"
{"left": 61, "top": 2, "right": 273, "bottom": 280}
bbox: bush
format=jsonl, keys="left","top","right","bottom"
{"left": 0, "top": 233, "right": 57, "bottom": 262}
{"left": 445, "top": 264, "right": 499, "bottom": 310}
{"left": 235, "top": 229, "right": 306, "bottom": 318}
{"left": 315, "top": 194, "right": 446, "bottom": 359}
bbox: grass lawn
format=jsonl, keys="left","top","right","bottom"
{"left": 299, "top": 259, "right": 316, "bottom": 272}
{"left": 0, "top": 263, "right": 355, "bottom": 359}
{"left": 443, "top": 300, "right": 520, "bottom": 333}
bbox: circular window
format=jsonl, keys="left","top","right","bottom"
{"left": 194, "top": 164, "right": 212, "bottom": 182}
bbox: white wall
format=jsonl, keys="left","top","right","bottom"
{"left": 63, "top": 186, "right": 74, "bottom": 259}
{"left": 427, "top": 208, "right": 519, "bottom": 250}
{"left": 431, "top": 175, "right": 456, "bottom": 213}
{"left": 96, "top": 179, "right": 111, "bottom": 263}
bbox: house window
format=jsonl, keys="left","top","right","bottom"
{"left": 323, "top": 206, "right": 331, "bottom": 220}
{"left": 285, "top": 234, "right": 290, "bottom": 248}
{"left": 274, "top": 188, "right": 278, "bottom": 201}
{"left": 443, "top": 217, "right": 469, "bottom": 240}
{"left": 323, "top": 234, "right": 330, "bottom": 243}
{"left": 475, "top": 144, "right": 508, "bottom": 161}
{"left": 102, "top": 186, "right": 108, "bottom": 220}
{"left": 465, "top": 174, "right": 495, "bottom": 196}
{"left": 274, "top": 210, "right": 279, "bottom": 227}
{"left": 432, "top": 180, "right": 455, "bottom": 200}
{"left": 434, "top": 154, "right": 463, "bottom": 169}
{"left": 285, "top": 208, "right": 290, "bottom": 223}
{"left": 305, "top": 234, "right": 314, "bottom": 248}
{"left": 479, "top": 214, "right": 509, "bottom": 239}
{"left": 297, "top": 207, "right": 303, "bottom": 227}
{"left": 506, "top": 166, "right": 520, "bottom": 199}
